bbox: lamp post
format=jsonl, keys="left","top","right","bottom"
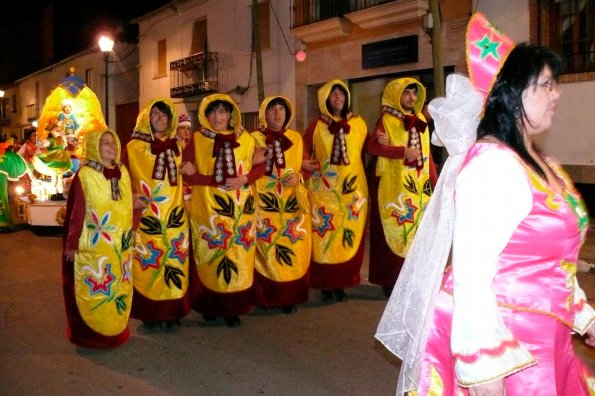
{"left": 98, "top": 35, "right": 114, "bottom": 125}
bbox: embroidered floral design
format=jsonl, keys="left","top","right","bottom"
{"left": 121, "top": 254, "right": 132, "bottom": 284}
{"left": 283, "top": 216, "right": 305, "bottom": 243}
{"left": 139, "top": 180, "right": 171, "bottom": 217}
{"left": 234, "top": 220, "right": 255, "bottom": 250}
{"left": 347, "top": 195, "right": 365, "bottom": 220}
{"left": 199, "top": 215, "right": 232, "bottom": 250}
{"left": 257, "top": 218, "right": 277, "bottom": 243}
{"left": 168, "top": 232, "right": 189, "bottom": 263}
{"left": 138, "top": 241, "right": 164, "bottom": 270}
{"left": 312, "top": 206, "right": 335, "bottom": 237}
{"left": 310, "top": 160, "right": 338, "bottom": 191}
{"left": 82, "top": 257, "right": 116, "bottom": 297}
{"left": 87, "top": 210, "right": 117, "bottom": 246}
{"left": 387, "top": 195, "right": 418, "bottom": 225}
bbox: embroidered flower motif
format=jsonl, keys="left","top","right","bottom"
{"left": 387, "top": 195, "right": 418, "bottom": 225}
{"left": 312, "top": 206, "right": 335, "bottom": 237}
{"left": 264, "top": 167, "right": 294, "bottom": 196}
{"left": 86, "top": 210, "right": 117, "bottom": 246}
{"left": 283, "top": 216, "right": 305, "bottom": 243}
{"left": 82, "top": 257, "right": 116, "bottom": 297}
{"left": 121, "top": 254, "right": 132, "bottom": 284}
{"left": 139, "top": 180, "right": 171, "bottom": 217}
{"left": 138, "top": 241, "right": 164, "bottom": 270}
{"left": 311, "top": 160, "right": 338, "bottom": 191}
{"left": 256, "top": 218, "right": 277, "bottom": 243}
{"left": 199, "top": 214, "right": 232, "bottom": 250}
{"left": 347, "top": 194, "right": 365, "bottom": 220}
{"left": 234, "top": 220, "right": 255, "bottom": 250}
{"left": 168, "top": 232, "right": 189, "bottom": 263}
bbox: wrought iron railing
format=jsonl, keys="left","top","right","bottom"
{"left": 170, "top": 52, "right": 218, "bottom": 98}
{"left": 291, "top": 0, "right": 396, "bottom": 28}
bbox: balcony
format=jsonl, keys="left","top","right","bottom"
{"left": 291, "top": 0, "right": 428, "bottom": 43}
{"left": 170, "top": 52, "right": 218, "bottom": 98}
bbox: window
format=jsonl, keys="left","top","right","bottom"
{"left": 253, "top": 1, "right": 271, "bottom": 51}
{"left": 242, "top": 111, "right": 260, "bottom": 132}
{"left": 191, "top": 18, "right": 207, "bottom": 55}
{"left": 538, "top": 0, "right": 595, "bottom": 74}
{"left": 156, "top": 39, "right": 168, "bottom": 78}
{"left": 85, "top": 68, "right": 93, "bottom": 88}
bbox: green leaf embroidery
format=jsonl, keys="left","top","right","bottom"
{"left": 258, "top": 192, "right": 280, "bottom": 212}
{"left": 213, "top": 194, "right": 235, "bottom": 218}
{"left": 140, "top": 216, "right": 162, "bottom": 235}
{"left": 217, "top": 256, "right": 239, "bottom": 285}
{"left": 164, "top": 265, "right": 185, "bottom": 289}
{"left": 166, "top": 206, "right": 185, "bottom": 229}
{"left": 275, "top": 244, "right": 295, "bottom": 266}
{"left": 342, "top": 175, "right": 357, "bottom": 195}
{"left": 343, "top": 229, "right": 355, "bottom": 248}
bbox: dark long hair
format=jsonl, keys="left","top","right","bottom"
{"left": 477, "top": 43, "right": 562, "bottom": 177}
{"left": 325, "top": 84, "right": 349, "bottom": 119}
{"left": 266, "top": 97, "right": 291, "bottom": 128}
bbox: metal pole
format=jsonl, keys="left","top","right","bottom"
{"left": 104, "top": 53, "right": 110, "bottom": 125}
{"left": 252, "top": 0, "right": 265, "bottom": 103}
{"left": 429, "top": 0, "right": 444, "bottom": 97}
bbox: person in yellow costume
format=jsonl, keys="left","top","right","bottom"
{"left": 62, "top": 128, "right": 134, "bottom": 348}
{"left": 181, "top": 93, "right": 263, "bottom": 327}
{"left": 366, "top": 78, "right": 437, "bottom": 297}
{"left": 251, "top": 96, "right": 311, "bottom": 314}
{"left": 302, "top": 80, "right": 368, "bottom": 303}
{"left": 121, "top": 99, "right": 192, "bottom": 330}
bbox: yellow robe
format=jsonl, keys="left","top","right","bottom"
{"left": 252, "top": 129, "right": 311, "bottom": 283}
{"left": 74, "top": 165, "right": 133, "bottom": 336}
{"left": 189, "top": 130, "right": 257, "bottom": 293}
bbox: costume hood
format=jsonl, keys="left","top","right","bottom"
{"left": 258, "top": 95, "right": 294, "bottom": 129}
{"left": 85, "top": 128, "right": 121, "bottom": 165}
{"left": 133, "top": 98, "right": 178, "bottom": 140}
{"left": 198, "top": 93, "right": 243, "bottom": 136}
{"left": 382, "top": 78, "right": 426, "bottom": 115}
{"left": 317, "top": 79, "right": 350, "bottom": 119}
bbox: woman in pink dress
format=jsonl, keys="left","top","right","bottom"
{"left": 376, "top": 13, "right": 595, "bottom": 396}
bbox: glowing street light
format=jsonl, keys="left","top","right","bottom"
{"left": 98, "top": 35, "right": 114, "bottom": 125}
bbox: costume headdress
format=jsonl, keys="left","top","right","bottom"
{"left": 466, "top": 12, "right": 515, "bottom": 102}
{"left": 375, "top": 13, "right": 515, "bottom": 395}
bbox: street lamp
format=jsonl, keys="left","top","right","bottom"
{"left": 98, "top": 35, "right": 114, "bottom": 125}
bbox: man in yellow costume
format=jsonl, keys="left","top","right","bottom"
{"left": 181, "top": 93, "right": 263, "bottom": 327}
{"left": 251, "top": 96, "right": 311, "bottom": 314}
{"left": 302, "top": 79, "right": 368, "bottom": 303}
{"left": 366, "top": 78, "right": 437, "bottom": 297}
{"left": 121, "top": 99, "right": 192, "bottom": 330}
{"left": 62, "top": 128, "right": 134, "bottom": 348}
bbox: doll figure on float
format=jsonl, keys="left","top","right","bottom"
{"left": 57, "top": 98, "right": 81, "bottom": 166}
{"left": 32, "top": 120, "right": 72, "bottom": 200}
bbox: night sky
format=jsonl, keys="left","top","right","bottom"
{"left": 0, "top": 0, "right": 170, "bottom": 86}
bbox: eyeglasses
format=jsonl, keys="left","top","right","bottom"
{"left": 537, "top": 79, "right": 558, "bottom": 92}
{"left": 150, "top": 112, "right": 169, "bottom": 119}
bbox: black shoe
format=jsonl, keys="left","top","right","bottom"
{"left": 382, "top": 286, "right": 393, "bottom": 298}
{"left": 142, "top": 320, "right": 162, "bottom": 330}
{"left": 333, "top": 288, "right": 347, "bottom": 302}
{"left": 166, "top": 320, "right": 182, "bottom": 329}
{"left": 281, "top": 305, "right": 298, "bottom": 314}
{"left": 224, "top": 316, "right": 241, "bottom": 327}
{"left": 321, "top": 289, "right": 334, "bottom": 302}
{"left": 202, "top": 314, "right": 217, "bottom": 322}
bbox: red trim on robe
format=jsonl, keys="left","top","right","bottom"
{"left": 252, "top": 270, "right": 310, "bottom": 308}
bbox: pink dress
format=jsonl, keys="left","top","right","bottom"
{"left": 415, "top": 143, "right": 595, "bottom": 395}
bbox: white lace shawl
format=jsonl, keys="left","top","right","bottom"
{"left": 375, "top": 74, "right": 484, "bottom": 395}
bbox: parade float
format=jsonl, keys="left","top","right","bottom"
{"left": 16, "top": 67, "right": 106, "bottom": 226}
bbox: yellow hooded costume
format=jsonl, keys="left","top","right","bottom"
{"left": 375, "top": 78, "right": 433, "bottom": 257}
{"left": 251, "top": 96, "right": 311, "bottom": 307}
{"left": 123, "top": 98, "right": 191, "bottom": 322}
{"left": 305, "top": 80, "right": 368, "bottom": 289}
{"left": 187, "top": 93, "right": 256, "bottom": 315}
{"left": 62, "top": 128, "right": 134, "bottom": 347}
